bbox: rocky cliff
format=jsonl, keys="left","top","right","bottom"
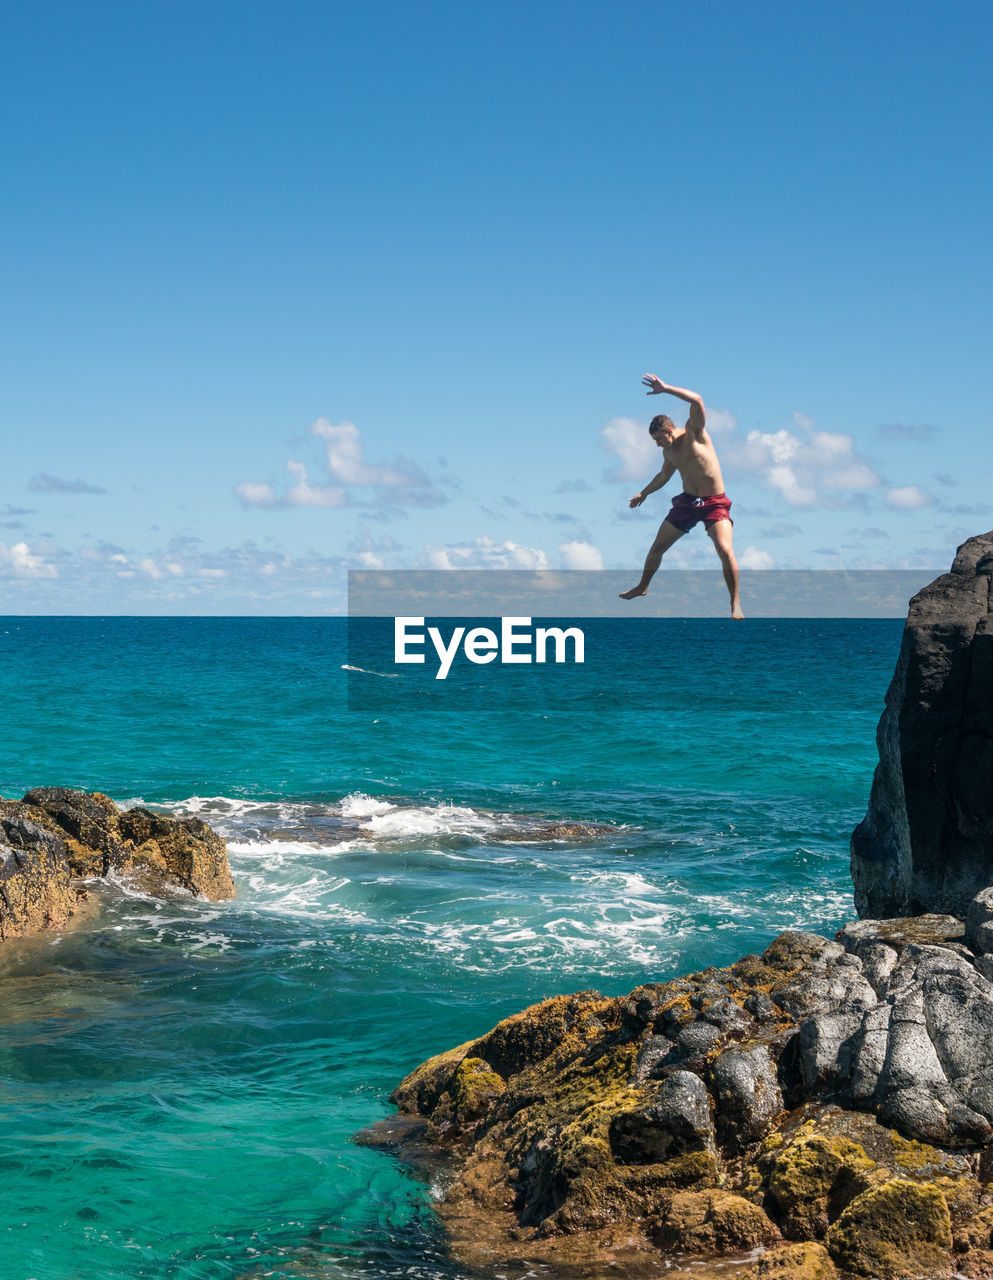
{"left": 368, "top": 535, "right": 993, "bottom": 1280}
{"left": 852, "top": 531, "right": 993, "bottom": 919}
{"left": 0, "top": 787, "right": 235, "bottom": 942}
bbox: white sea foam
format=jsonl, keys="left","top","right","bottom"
{"left": 101, "top": 867, "right": 192, "bottom": 901}
{"left": 575, "top": 869, "right": 662, "bottom": 897}
{"left": 339, "top": 792, "right": 396, "bottom": 818}
{"left": 340, "top": 663, "right": 399, "bottom": 678}
{"left": 360, "top": 803, "right": 500, "bottom": 839}
{"left": 115, "top": 792, "right": 608, "bottom": 859}
{"left": 101, "top": 790, "right": 852, "bottom": 981}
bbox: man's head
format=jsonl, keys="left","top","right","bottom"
{"left": 649, "top": 414, "right": 678, "bottom": 446}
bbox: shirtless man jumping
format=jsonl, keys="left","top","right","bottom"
{"left": 620, "top": 374, "right": 744, "bottom": 619}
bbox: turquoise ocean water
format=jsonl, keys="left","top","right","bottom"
{"left": 0, "top": 616, "right": 902, "bottom": 1280}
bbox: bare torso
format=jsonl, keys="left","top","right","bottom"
{"left": 664, "top": 427, "right": 726, "bottom": 496}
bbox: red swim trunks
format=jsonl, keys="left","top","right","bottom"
{"left": 664, "top": 491, "right": 733, "bottom": 533}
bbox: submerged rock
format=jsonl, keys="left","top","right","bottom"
{"left": 0, "top": 787, "right": 235, "bottom": 943}
{"left": 493, "top": 821, "right": 614, "bottom": 843}
{"left": 851, "top": 530, "right": 993, "bottom": 919}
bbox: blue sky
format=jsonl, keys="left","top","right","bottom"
{"left": 2, "top": 0, "right": 991, "bottom": 612}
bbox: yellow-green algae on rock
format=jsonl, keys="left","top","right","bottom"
{"left": 369, "top": 924, "right": 993, "bottom": 1277}
{"left": 651, "top": 1188, "right": 780, "bottom": 1253}
{"left": 763, "top": 1131, "right": 879, "bottom": 1239}
{"left": 825, "top": 1178, "right": 952, "bottom": 1278}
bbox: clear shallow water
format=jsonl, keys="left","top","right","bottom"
{"left": 0, "top": 616, "right": 902, "bottom": 1279}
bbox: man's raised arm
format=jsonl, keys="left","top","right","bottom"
{"left": 642, "top": 373, "right": 706, "bottom": 436}
{"left": 629, "top": 458, "right": 676, "bottom": 507}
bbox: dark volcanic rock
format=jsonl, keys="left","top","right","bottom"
{"left": 608, "top": 1069, "right": 716, "bottom": 1164}
{"left": 851, "top": 531, "right": 993, "bottom": 919}
{"left": 377, "top": 918, "right": 993, "bottom": 1275}
{"left": 21, "top": 787, "right": 132, "bottom": 876}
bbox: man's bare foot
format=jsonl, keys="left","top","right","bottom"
{"left": 619, "top": 586, "right": 648, "bottom": 600}
{"left": 731, "top": 604, "right": 745, "bottom": 620}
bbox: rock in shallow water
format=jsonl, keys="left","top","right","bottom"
{"left": 0, "top": 787, "right": 235, "bottom": 943}
{"left": 0, "top": 815, "right": 75, "bottom": 941}
{"left": 375, "top": 918, "right": 993, "bottom": 1275}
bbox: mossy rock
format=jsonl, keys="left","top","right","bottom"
{"left": 503, "top": 1041, "right": 642, "bottom": 1174}
{"left": 622, "top": 1149, "right": 720, "bottom": 1196}
{"left": 117, "top": 808, "right": 235, "bottom": 898}
{"left": 765, "top": 1133, "right": 878, "bottom": 1239}
{"left": 652, "top": 1189, "right": 780, "bottom": 1254}
{"left": 933, "top": 1174, "right": 984, "bottom": 1239}
{"left": 450, "top": 1057, "right": 505, "bottom": 1126}
{"left": 756, "top": 1241, "right": 838, "bottom": 1277}
{"left": 390, "top": 1040, "right": 473, "bottom": 1115}
{"left": 826, "top": 1178, "right": 952, "bottom": 1278}
{"left": 515, "top": 1088, "right": 641, "bottom": 1231}
{"left": 958, "top": 1249, "right": 993, "bottom": 1280}
{"left": 954, "top": 1201, "right": 993, "bottom": 1253}
{"left": 890, "top": 1129, "right": 969, "bottom": 1179}
{"left": 469, "top": 990, "right": 611, "bottom": 1080}
{"left": 5, "top": 790, "right": 235, "bottom": 899}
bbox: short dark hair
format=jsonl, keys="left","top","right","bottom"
{"left": 649, "top": 414, "right": 675, "bottom": 436}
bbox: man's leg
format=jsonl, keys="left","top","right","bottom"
{"left": 620, "top": 519, "right": 685, "bottom": 599}
{"left": 707, "top": 519, "right": 744, "bottom": 619}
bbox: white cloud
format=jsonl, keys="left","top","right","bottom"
{"left": 558, "top": 540, "right": 604, "bottom": 570}
{"left": 601, "top": 417, "right": 658, "bottom": 482}
{"left": 602, "top": 408, "right": 738, "bottom": 481}
{"left": 236, "top": 418, "right": 447, "bottom": 510}
{"left": 425, "top": 536, "right": 549, "bottom": 570}
{"left": 311, "top": 419, "right": 420, "bottom": 488}
{"left": 0, "top": 538, "right": 355, "bottom": 612}
{"left": 0, "top": 540, "right": 57, "bottom": 578}
{"left": 886, "top": 485, "right": 936, "bottom": 510}
{"left": 793, "top": 410, "right": 817, "bottom": 431}
{"left": 235, "top": 482, "right": 279, "bottom": 508}
{"left": 285, "top": 460, "right": 347, "bottom": 508}
{"left": 706, "top": 408, "right": 739, "bottom": 434}
{"left": 738, "top": 546, "right": 774, "bottom": 569}
{"left": 737, "top": 427, "right": 881, "bottom": 507}
{"left": 821, "top": 461, "right": 881, "bottom": 490}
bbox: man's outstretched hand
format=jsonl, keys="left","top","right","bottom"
{"left": 629, "top": 492, "right": 646, "bottom": 508}
{"left": 642, "top": 373, "right": 668, "bottom": 395}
